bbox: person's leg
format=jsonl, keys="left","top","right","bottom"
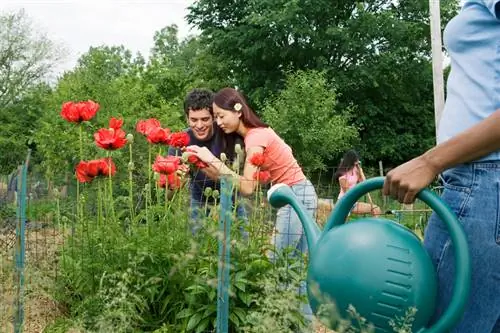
{"left": 293, "top": 180, "right": 318, "bottom": 324}
{"left": 189, "top": 198, "right": 206, "bottom": 235}
{"left": 235, "top": 201, "right": 249, "bottom": 240}
{"left": 424, "top": 163, "right": 500, "bottom": 333}
{"left": 351, "top": 202, "right": 382, "bottom": 216}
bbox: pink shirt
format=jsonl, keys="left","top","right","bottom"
{"left": 338, "top": 168, "right": 360, "bottom": 200}
{"left": 244, "top": 127, "right": 305, "bottom": 186}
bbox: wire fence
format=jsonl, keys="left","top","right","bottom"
{"left": 0, "top": 152, "right": 438, "bottom": 333}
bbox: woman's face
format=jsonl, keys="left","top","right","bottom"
{"left": 213, "top": 103, "right": 241, "bottom": 134}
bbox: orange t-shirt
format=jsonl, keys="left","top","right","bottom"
{"left": 244, "top": 127, "right": 305, "bottom": 186}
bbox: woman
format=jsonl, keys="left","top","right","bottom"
{"left": 335, "top": 150, "right": 381, "bottom": 216}
{"left": 187, "top": 87, "right": 317, "bottom": 320}
{"left": 384, "top": 1, "right": 500, "bottom": 332}
{"left": 187, "top": 87, "right": 317, "bottom": 252}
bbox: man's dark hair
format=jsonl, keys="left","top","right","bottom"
{"left": 183, "top": 89, "right": 215, "bottom": 116}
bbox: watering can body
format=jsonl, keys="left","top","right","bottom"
{"left": 267, "top": 177, "right": 471, "bottom": 333}
{"left": 309, "top": 218, "right": 436, "bottom": 332}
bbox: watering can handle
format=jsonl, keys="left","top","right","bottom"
{"left": 325, "top": 176, "right": 470, "bottom": 333}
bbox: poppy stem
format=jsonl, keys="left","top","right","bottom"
{"left": 76, "top": 124, "right": 84, "bottom": 223}
{"left": 107, "top": 152, "right": 116, "bottom": 223}
{"left": 129, "top": 142, "right": 135, "bottom": 222}
{"left": 97, "top": 179, "right": 103, "bottom": 225}
{"left": 147, "top": 145, "right": 152, "bottom": 224}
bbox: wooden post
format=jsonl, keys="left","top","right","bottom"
{"left": 429, "top": 0, "right": 445, "bottom": 140}
{"left": 379, "top": 161, "right": 387, "bottom": 206}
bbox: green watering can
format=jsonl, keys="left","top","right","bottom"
{"left": 267, "top": 177, "right": 471, "bottom": 333}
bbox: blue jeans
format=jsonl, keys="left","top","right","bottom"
{"left": 189, "top": 197, "right": 248, "bottom": 238}
{"left": 425, "top": 163, "right": 500, "bottom": 332}
{"left": 272, "top": 179, "right": 318, "bottom": 321}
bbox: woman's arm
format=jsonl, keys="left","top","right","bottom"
{"left": 186, "top": 145, "right": 261, "bottom": 196}
{"left": 383, "top": 108, "right": 500, "bottom": 203}
{"left": 339, "top": 177, "right": 350, "bottom": 193}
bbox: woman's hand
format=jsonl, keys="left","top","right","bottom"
{"left": 186, "top": 145, "right": 218, "bottom": 164}
{"left": 383, "top": 155, "right": 439, "bottom": 204}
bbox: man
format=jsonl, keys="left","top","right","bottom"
{"left": 168, "top": 88, "right": 247, "bottom": 235}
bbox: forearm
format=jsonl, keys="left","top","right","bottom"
{"left": 210, "top": 160, "right": 255, "bottom": 196}
{"left": 423, "top": 109, "right": 500, "bottom": 173}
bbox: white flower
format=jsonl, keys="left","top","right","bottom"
{"left": 234, "top": 103, "right": 242, "bottom": 111}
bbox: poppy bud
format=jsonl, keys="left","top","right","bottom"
{"left": 126, "top": 133, "right": 134, "bottom": 143}
{"left": 220, "top": 153, "right": 227, "bottom": 163}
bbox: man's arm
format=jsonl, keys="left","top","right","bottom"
{"left": 383, "top": 108, "right": 500, "bottom": 203}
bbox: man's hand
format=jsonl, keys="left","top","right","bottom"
{"left": 383, "top": 155, "right": 440, "bottom": 204}
{"left": 200, "top": 164, "right": 220, "bottom": 181}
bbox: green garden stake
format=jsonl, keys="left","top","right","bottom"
{"left": 14, "top": 150, "right": 31, "bottom": 333}
{"left": 216, "top": 176, "right": 232, "bottom": 333}
{"left": 267, "top": 177, "right": 471, "bottom": 333}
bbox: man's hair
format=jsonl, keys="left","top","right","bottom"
{"left": 183, "top": 89, "right": 215, "bottom": 116}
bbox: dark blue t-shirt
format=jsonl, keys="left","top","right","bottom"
{"left": 168, "top": 127, "right": 222, "bottom": 204}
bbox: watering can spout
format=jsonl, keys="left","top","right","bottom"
{"left": 267, "top": 183, "right": 321, "bottom": 251}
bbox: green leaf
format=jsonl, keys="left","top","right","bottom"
{"left": 195, "top": 318, "right": 210, "bottom": 333}
{"left": 186, "top": 312, "right": 203, "bottom": 331}
{"left": 176, "top": 308, "right": 194, "bottom": 319}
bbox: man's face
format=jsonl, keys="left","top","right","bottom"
{"left": 187, "top": 108, "right": 213, "bottom": 141}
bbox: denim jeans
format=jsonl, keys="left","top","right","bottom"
{"left": 272, "top": 179, "right": 318, "bottom": 322}
{"left": 189, "top": 196, "right": 248, "bottom": 239}
{"left": 424, "top": 163, "right": 500, "bottom": 333}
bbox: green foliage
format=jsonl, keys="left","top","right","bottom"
{"left": 187, "top": 0, "right": 460, "bottom": 166}
{"left": 54, "top": 193, "right": 308, "bottom": 332}
{"left": 262, "top": 70, "right": 358, "bottom": 172}
{"left": 0, "top": 84, "right": 52, "bottom": 173}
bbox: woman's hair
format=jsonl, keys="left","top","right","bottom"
{"left": 334, "top": 149, "right": 360, "bottom": 179}
{"left": 213, "top": 88, "right": 268, "bottom": 128}
{"left": 212, "top": 125, "right": 244, "bottom": 163}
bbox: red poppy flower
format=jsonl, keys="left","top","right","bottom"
{"left": 187, "top": 154, "right": 208, "bottom": 169}
{"left": 75, "top": 158, "right": 116, "bottom": 183}
{"left": 158, "top": 173, "right": 182, "bottom": 190}
{"left": 167, "top": 173, "right": 181, "bottom": 189}
{"left": 169, "top": 132, "right": 190, "bottom": 148}
{"left": 94, "top": 127, "right": 128, "bottom": 150}
{"left": 249, "top": 152, "right": 265, "bottom": 167}
{"left": 61, "top": 100, "right": 99, "bottom": 123}
{"left": 109, "top": 117, "right": 123, "bottom": 130}
{"left": 253, "top": 170, "right": 271, "bottom": 184}
{"left": 152, "top": 156, "right": 181, "bottom": 174}
{"left": 76, "top": 161, "right": 94, "bottom": 183}
{"left": 136, "top": 118, "right": 161, "bottom": 136}
{"left": 146, "top": 126, "right": 171, "bottom": 145}
{"left": 98, "top": 157, "right": 116, "bottom": 176}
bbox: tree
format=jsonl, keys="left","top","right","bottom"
{"left": 0, "top": 9, "right": 64, "bottom": 108}
{"left": 0, "top": 84, "right": 51, "bottom": 173}
{"left": 262, "top": 70, "right": 358, "bottom": 172}
{"left": 187, "top": 0, "right": 460, "bottom": 166}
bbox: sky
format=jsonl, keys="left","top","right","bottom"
{"left": 0, "top": 0, "right": 197, "bottom": 74}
